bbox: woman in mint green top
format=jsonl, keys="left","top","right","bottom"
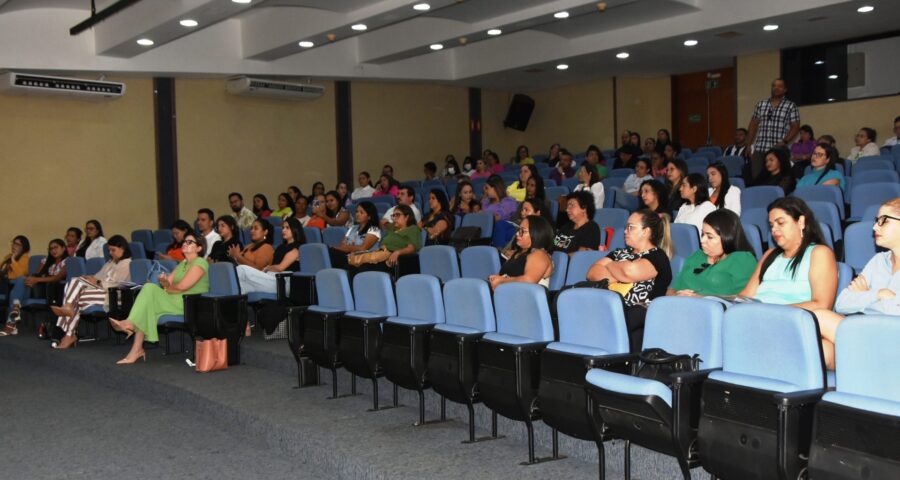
{"left": 739, "top": 197, "right": 837, "bottom": 310}
{"left": 110, "top": 233, "right": 210, "bottom": 364}
{"left": 669, "top": 209, "right": 757, "bottom": 296}
{"left": 796, "top": 143, "right": 845, "bottom": 192}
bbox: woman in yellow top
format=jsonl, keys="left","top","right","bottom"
{"left": 269, "top": 192, "right": 294, "bottom": 219}
{"left": 513, "top": 145, "right": 535, "bottom": 165}
{"left": 1, "top": 235, "right": 30, "bottom": 282}
{"left": 506, "top": 164, "right": 539, "bottom": 202}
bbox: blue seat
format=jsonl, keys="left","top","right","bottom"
{"left": 564, "top": 250, "right": 606, "bottom": 286}
{"left": 836, "top": 261, "right": 852, "bottom": 294}
{"left": 240, "top": 228, "right": 251, "bottom": 246}
{"left": 848, "top": 181, "right": 900, "bottom": 221}
{"left": 322, "top": 227, "right": 347, "bottom": 248}
{"left": 478, "top": 282, "right": 554, "bottom": 464}
{"left": 741, "top": 185, "right": 784, "bottom": 212}
{"left": 286, "top": 243, "right": 331, "bottom": 307}
{"left": 809, "top": 315, "right": 900, "bottom": 478}
{"left": 670, "top": 223, "right": 700, "bottom": 258}
{"left": 698, "top": 304, "right": 826, "bottom": 480}
{"left": 686, "top": 157, "right": 709, "bottom": 175}
{"left": 602, "top": 177, "right": 625, "bottom": 192}
{"left": 128, "top": 242, "right": 147, "bottom": 261}
{"left": 152, "top": 229, "right": 173, "bottom": 255}
{"left": 608, "top": 227, "right": 626, "bottom": 251}
{"left": 741, "top": 207, "right": 770, "bottom": 247}
{"left": 602, "top": 185, "right": 616, "bottom": 209}
{"left": 562, "top": 177, "right": 581, "bottom": 192}
{"left": 843, "top": 221, "right": 876, "bottom": 274}
{"left": 729, "top": 177, "right": 745, "bottom": 190}
{"left": 129, "top": 258, "right": 151, "bottom": 284}
{"left": 130, "top": 229, "right": 154, "bottom": 256}
{"left": 851, "top": 169, "right": 899, "bottom": 190}
{"left": 459, "top": 246, "right": 500, "bottom": 280}
{"left": 609, "top": 168, "right": 633, "bottom": 178}
{"left": 807, "top": 201, "right": 843, "bottom": 243}
{"left": 418, "top": 245, "right": 460, "bottom": 283}
{"left": 302, "top": 268, "right": 354, "bottom": 398}
{"left": 172, "top": 263, "right": 247, "bottom": 361}
{"left": 460, "top": 211, "right": 494, "bottom": 241}
{"left": 84, "top": 257, "right": 106, "bottom": 275}
{"left": 303, "top": 227, "right": 323, "bottom": 244}
{"left": 850, "top": 157, "right": 894, "bottom": 175}
{"left": 586, "top": 297, "right": 725, "bottom": 479}
{"left": 719, "top": 156, "right": 745, "bottom": 177}
{"left": 428, "top": 278, "right": 499, "bottom": 442}
{"left": 741, "top": 222, "right": 764, "bottom": 259}
{"left": 670, "top": 254, "right": 685, "bottom": 279}
{"left": 544, "top": 185, "right": 569, "bottom": 201}
{"left": 548, "top": 251, "right": 568, "bottom": 291}
{"left": 612, "top": 187, "right": 639, "bottom": 211}
{"left": 381, "top": 274, "right": 446, "bottom": 424}
{"left": 793, "top": 185, "right": 845, "bottom": 219}
{"left": 593, "top": 207, "right": 629, "bottom": 230}
{"left": 368, "top": 195, "right": 395, "bottom": 207}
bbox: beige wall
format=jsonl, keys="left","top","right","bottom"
{"left": 176, "top": 78, "right": 336, "bottom": 220}
{"left": 800, "top": 95, "right": 900, "bottom": 158}
{"left": 615, "top": 76, "right": 672, "bottom": 147}
{"left": 736, "top": 50, "right": 781, "bottom": 129}
{"left": 0, "top": 77, "right": 157, "bottom": 251}
{"left": 351, "top": 82, "right": 468, "bottom": 182}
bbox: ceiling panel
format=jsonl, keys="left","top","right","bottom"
{"left": 427, "top": 0, "right": 556, "bottom": 23}
{"left": 533, "top": 0, "right": 697, "bottom": 39}
{"left": 260, "top": 0, "right": 376, "bottom": 13}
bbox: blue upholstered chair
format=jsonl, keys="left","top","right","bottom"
{"left": 593, "top": 208, "right": 629, "bottom": 230}
{"left": 418, "top": 245, "right": 460, "bottom": 283}
{"left": 848, "top": 181, "right": 900, "bottom": 221}
{"left": 843, "top": 222, "right": 876, "bottom": 274}
{"left": 741, "top": 186, "right": 784, "bottom": 213}
{"left": 670, "top": 223, "right": 700, "bottom": 259}
{"left": 301, "top": 269, "right": 354, "bottom": 398}
{"left": 741, "top": 222, "right": 764, "bottom": 260}
{"left": 322, "top": 227, "right": 347, "bottom": 248}
{"left": 460, "top": 211, "right": 494, "bottom": 243}
{"left": 793, "top": 185, "right": 845, "bottom": 221}
{"left": 548, "top": 251, "right": 568, "bottom": 292}
{"left": 564, "top": 250, "right": 606, "bottom": 286}
{"left": 459, "top": 246, "right": 501, "bottom": 280}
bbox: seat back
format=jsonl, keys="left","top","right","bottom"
{"left": 556, "top": 288, "right": 629, "bottom": 354}
{"left": 130, "top": 229, "right": 154, "bottom": 252}
{"left": 834, "top": 315, "right": 900, "bottom": 400}
{"left": 806, "top": 201, "right": 843, "bottom": 242}
{"left": 698, "top": 146, "right": 723, "bottom": 158}
{"left": 299, "top": 243, "right": 331, "bottom": 274}
{"left": 843, "top": 222, "right": 876, "bottom": 273}
{"left": 442, "top": 278, "right": 496, "bottom": 333}
{"left": 741, "top": 186, "right": 784, "bottom": 212}
{"left": 492, "top": 282, "right": 553, "bottom": 342}
{"left": 607, "top": 227, "right": 625, "bottom": 251}
{"left": 208, "top": 262, "right": 240, "bottom": 296}
{"left": 85, "top": 257, "right": 106, "bottom": 275}
{"left": 741, "top": 207, "right": 770, "bottom": 245}
{"left": 687, "top": 157, "right": 709, "bottom": 174}
{"left": 670, "top": 223, "right": 700, "bottom": 258}
{"left": 322, "top": 227, "right": 347, "bottom": 247}
{"left": 418, "top": 245, "right": 460, "bottom": 283}
{"left": 720, "top": 156, "right": 744, "bottom": 177}
{"left": 460, "top": 211, "right": 494, "bottom": 238}
{"left": 562, "top": 177, "right": 581, "bottom": 193}
{"left": 152, "top": 229, "right": 173, "bottom": 247}
{"left": 849, "top": 182, "right": 900, "bottom": 219}
{"left": 565, "top": 250, "right": 606, "bottom": 286}
{"left": 130, "top": 258, "right": 151, "bottom": 284}
{"left": 545, "top": 186, "right": 569, "bottom": 200}
{"left": 28, "top": 255, "right": 46, "bottom": 275}
{"left": 302, "top": 227, "right": 323, "bottom": 244}
{"left": 643, "top": 297, "right": 724, "bottom": 368}
{"left": 836, "top": 262, "right": 852, "bottom": 295}
{"left": 548, "top": 251, "right": 568, "bottom": 291}
{"left": 718, "top": 304, "right": 824, "bottom": 391}
{"left": 793, "top": 185, "right": 845, "bottom": 220}
{"left": 851, "top": 169, "right": 899, "bottom": 189}
{"left": 850, "top": 157, "right": 894, "bottom": 175}
{"left": 459, "top": 246, "right": 501, "bottom": 280}
{"left": 609, "top": 168, "right": 633, "bottom": 178}
{"left": 368, "top": 195, "right": 396, "bottom": 206}
{"left": 741, "top": 222, "right": 764, "bottom": 259}
{"left": 729, "top": 177, "right": 745, "bottom": 190}
{"left": 351, "top": 271, "right": 396, "bottom": 316}
{"left": 129, "top": 242, "right": 147, "bottom": 260}
{"left": 159, "top": 259, "right": 178, "bottom": 272}
{"left": 65, "top": 256, "right": 86, "bottom": 280}
{"left": 314, "top": 269, "right": 354, "bottom": 310}
{"left": 593, "top": 207, "right": 629, "bottom": 229}
{"left": 395, "top": 274, "right": 444, "bottom": 324}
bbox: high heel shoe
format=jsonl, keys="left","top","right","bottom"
{"left": 116, "top": 351, "right": 146, "bottom": 364}
{"left": 109, "top": 318, "right": 135, "bottom": 339}
{"left": 53, "top": 335, "right": 78, "bottom": 349}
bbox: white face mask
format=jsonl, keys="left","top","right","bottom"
{"left": 464, "top": 163, "right": 472, "bottom": 170}
{"left": 448, "top": 167, "right": 456, "bottom": 174}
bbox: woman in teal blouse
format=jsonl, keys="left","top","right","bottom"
{"left": 796, "top": 143, "right": 845, "bottom": 192}
{"left": 668, "top": 209, "right": 757, "bottom": 296}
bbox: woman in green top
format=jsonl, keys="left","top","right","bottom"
{"left": 110, "top": 232, "right": 210, "bottom": 364}
{"left": 360, "top": 204, "right": 422, "bottom": 273}
{"left": 668, "top": 209, "right": 757, "bottom": 297}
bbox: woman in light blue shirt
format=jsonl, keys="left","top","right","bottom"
{"left": 796, "top": 143, "right": 845, "bottom": 192}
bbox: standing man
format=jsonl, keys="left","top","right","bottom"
{"left": 228, "top": 192, "right": 256, "bottom": 229}
{"left": 746, "top": 78, "right": 800, "bottom": 179}
{"left": 196, "top": 208, "right": 220, "bottom": 259}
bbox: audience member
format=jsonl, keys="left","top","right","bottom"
{"left": 196, "top": 208, "right": 220, "bottom": 259}
{"left": 655, "top": 129, "right": 672, "bottom": 156}
{"left": 797, "top": 143, "right": 845, "bottom": 192}
{"left": 3, "top": 239, "right": 69, "bottom": 337}
{"left": 461, "top": 157, "right": 476, "bottom": 177}
{"left": 287, "top": 185, "right": 303, "bottom": 202}
{"left": 329, "top": 201, "right": 381, "bottom": 269}
{"left": 486, "top": 151, "right": 505, "bottom": 174}
{"left": 373, "top": 174, "right": 400, "bottom": 197}
{"left": 623, "top": 158, "right": 654, "bottom": 196}
{"left": 752, "top": 147, "right": 796, "bottom": 194}
{"left": 469, "top": 158, "right": 492, "bottom": 180}
{"left": 614, "top": 143, "right": 641, "bottom": 169}
{"left": 252, "top": 194, "right": 272, "bottom": 218}
{"left": 881, "top": 116, "right": 900, "bottom": 147}
{"left": 489, "top": 215, "right": 554, "bottom": 290}
{"left": 674, "top": 173, "right": 716, "bottom": 234}
{"left": 507, "top": 164, "right": 538, "bottom": 202}
{"left": 549, "top": 149, "right": 576, "bottom": 185}
{"left": 442, "top": 156, "right": 461, "bottom": 179}
{"left": 306, "top": 194, "right": 327, "bottom": 229}
{"left": 649, "top": 150, "right": 667, "bottom": 177}
{"left": 585, "top": 144, "right": 608, "bottom": 179}
{"left": 75, "top": 220, "right": 107, "bottom": 260}
{"left": 64, "top": 227, "right": 82, "bottom": 257}
{"left": 361, "top": 204, "right": 421, "bottom": 273}
{"left": 352, "top": 172, "right": 376, "bottom": 200}
{"left": 847, "top": 127, "right": 880, "bottom": 163}
{"left": 229, "top": 192, "right": 256, "bottom": 229}
{"left": 381, "top": 186, "right": 422, "bottom": 228}
{"left": 336, "top": 181, "right": 352, "bottom": 209}
{"left": 157, "top": 220, "right": 192, "bottom": 262}
{"left": 707, "top": 162, "right": 741, "bottom": 215}
{"left": 572, "top": 163, "right": 605, "bottom": 210}
{"left": 666, "top": 158, "right": 689, "bottom": 212}
{"left": 310, "top": 181, "right": 326, "bottom": 200}
{"left": 228, "top": 218, "right": 274, "bottom": 269}
{"left": 747, "top": 78, "right": 801, "bottom": 179}
{"left": 481, "top": 175, "right": 518, "bottom": 222}
{"left": 423, "top": 161, "right": 438, "bottom": 181}
{"left": 208, "top": 215, "right": 242, "bottom": 264}
{"left": 318, "top": 190, "right": 351, "bottom": 227}
{"left": 789, "top": 124, "right": 817, "bottom": 176}
{"left": 554, "top": 191, "right": 601, "bottom": 255}
{"left": 817, "top": 134, "right": 836, "bottom": 149}
{"left": 642, "top": 137, "right": 657, "bottom": 157}
{"left": 1, "top": 235, "right": 30, "bottom": 328}
{"left": 525, "top": 174, "right": 546, "bottom": 203}
{"left": 381, "top": 165, "right": 394, "bottom": 178}
{"left": 450, "top": 180, "right": 481, "bottom": 216}
{"left": 638, "top": 180, "right": 670, "bottom": 218}
{"left": 546, "top": 143, "right": 561, "bottom": 168}
{"left": 236, "top": 217, "right": 304, "bottom": 295}
{"left": 513, "top": 145, "right": 534, "bottom": 165}
{"left": 419, "top": 189, "right": 454, "bottom": 246}
{"left": 663, "top": 142, "right": 682, "bottom": 163}
{"left": 723, "top": 128, "right": 750, "bottom": 157}
{"left": 292, "top": 196, "right": 311, "bottom": 227}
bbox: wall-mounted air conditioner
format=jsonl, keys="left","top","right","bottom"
{"left": 225, "top": 76, "right": 324, "bottom": 100}
{"left": 0, "top": 72, "right": 125, "bottom": 99}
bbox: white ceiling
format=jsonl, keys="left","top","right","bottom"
{"left": 0, "top": 0, "right": 896, "bottom": 91}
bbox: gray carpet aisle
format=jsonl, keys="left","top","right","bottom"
{"left": 0, "top": 331, "right": 714, "bottom": 479}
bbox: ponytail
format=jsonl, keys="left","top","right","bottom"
{"left": 637, "top": 209, "right": 672, "bottom": 258}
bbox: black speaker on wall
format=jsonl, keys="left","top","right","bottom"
{"left": 503, "top": 94, "right": 534, "bottom": 131}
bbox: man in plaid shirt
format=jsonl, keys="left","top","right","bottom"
{"left": 747, "top": 78, "right": 800, "bottom": 179}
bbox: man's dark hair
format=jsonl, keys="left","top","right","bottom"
{"left": 228, "top": 192, "right": 243, "bottom": 201}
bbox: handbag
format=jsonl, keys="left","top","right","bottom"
{"left": 195, "top": 338, "right": 228, "bottom": 373}
{"left": 347, "top": 247, "right": 392, "bottom": 267}
{"left": 634, "top": 348, "right": 700, "bottom": 384}
{"left": 449, "top": 226, "right": 482, "bottom": 251}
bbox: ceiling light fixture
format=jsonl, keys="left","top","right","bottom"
{"left": 556, "top": 64, "right": 569, "bottom": 70}
{"left": 828, "top": 74, "right": 839, "bottom": 79}
{"left": 413, "top": 3, "right": 430, "bottom": 11}
{"left": 763, "top": 24, "right": 779, "bottom": 31}
{"left": 857, "top": 5, "right": 874, "bottom": 13}
{"left": 487, "top": 28, "right": 502, "bottom": 36}
{"left": 136, "top": 38, "right": 154, "bottom": 46}
{"left": 827, "top": 98, "right": 835, "bottom": 102}
{"left": 683, "top": 39, "right": 698, "bottom": 47}
{"left": 179, "top": 19, "right": 198, "bottom": 27}
{"left": 814, "top": 60, "right": 825, "bottom": 65}
{"left": 616, "top": 52, "right": 630, "bottom": 59}
{"left": 351, "top": 24, "right": 367, "bottom": 31}
{"left": 231, "top": 0, "right": 251, "bottom": 4}
{"left": 554, "top": 11, "right": 569, "bottom": 19}
{"left": 430, "top": 43, "right": 443, "bottom": 51}
{"left": 298, "top": 41, "right": 314, "bottom": 48}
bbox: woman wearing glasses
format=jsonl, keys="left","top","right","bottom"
{"left": 813, "top": 198, "right": 900, "bottom": 369}
{"left": 356, "top": 204, "right": 422, "bottom": 273}
{"left": 796, "top": 143, "right": 845, "bottom": 192}
{"left": 489, "top": 215, "right": 554, "bottom": 290}
{"left": 668, "top": 209, "right": 756, "bottom": 297}
{"left": 109, "top": 233, "right": 209, "bottom": 364}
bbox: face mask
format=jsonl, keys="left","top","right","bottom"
{"left": 464, "top": 163, "right": 472, "bottom": 170}
{"left": 448, "top": 167, "right": 456, "bottom": 174}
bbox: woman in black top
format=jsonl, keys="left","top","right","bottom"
{"left": 752, "top": 147, "right": 796, "bottom": 194}
{"left": 554, "top": 191, "right": 601, "bottom": 255}
{"left": 419, "top": 189, "right": 454, "bottom": 246}
{"left": 666, "top": 158, "right": 689, "bottom": 214}
{"left": 208, "top": 216, "right": 243, "bottom": 264}
{"left": 489, "top": 215, "right": 554, "bottom": 290}
{"left": 234, "top": 217, "right": 305, "bottom": 297}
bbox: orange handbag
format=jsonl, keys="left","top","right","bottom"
{"left": 195, "top": 338, "right": 228, "bottom": 373}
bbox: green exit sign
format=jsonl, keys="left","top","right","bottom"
{"left": 688, "top": 114, "right": 702, "bottom": 123}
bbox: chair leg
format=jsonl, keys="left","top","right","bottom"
{"left": 351, "top": 374, "right": 357, "bottom": 395}
{"left": 440, "top": 395, "right": 446, "bottom": 421}
{"left": 492, "top": 410, "right": 499, "bottom": 437}
{"left": 329, "top": 368, "right": 338, "bottom": 399}
{"left": 393, "top": 383, "right": 399, "bottom": 407}
{"left": 523, "top": 420, "right": 536, "bottom": 465}
{"left": 371, "top": 377, "right": 379, "bottom": 410}
{"left": 676, "top": 455, "right": 691, "bottom": 480}
{"left": 552, "top": 428, "right": 560, "bottom": 459}
{"left": 624, "top": 440, "right": 631, "bottom": 480}
{"left": 595, "top": 438, "right": 606, "bottom": 480}
{"left": 415, "top": 390, "right": 426, "bottom": 426}
{"left": 466, "top": 403, "right": 476, "bottom": 442}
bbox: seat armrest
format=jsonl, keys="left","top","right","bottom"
{"left": 511, "top": 341, "right": 550, "bottom": 353}
{"left": 275, "top": 273, "right": 291, "bottom": 301}
{"left": 671, "top": 368, "right": 720, "bottom": 385}
{"left": 776, "top": 388, "right": 827, "bottom": 407}
{"left": 586, "top": 353, "right": 638, "bottom": 370}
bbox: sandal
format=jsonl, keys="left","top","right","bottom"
{"left": 0, "top": 324, "right": 18, "bottom": 336}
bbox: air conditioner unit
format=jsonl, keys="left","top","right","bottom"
{"left": 0, "top": 72, "right": 125, "bottom": 99}
{"left": 225, "top": 76, "right": 324, "bottom": 100}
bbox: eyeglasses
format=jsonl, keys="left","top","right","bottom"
{"left": 391, "top": 213, "right": 404, "bottom": 218}
{"left": 693, "top": 263, "right": 711, "bottom": 275}
{"left": 516, "top": 229, "right": 530, "bottom": 237}
{"left": 811, "top": 151, "right": 826, "bottom": 158}
{"left": 183, "top": 239, "right": 198, "bottom": 246}
{"left": 875, "top": 215, "right": 900, "bottom": 227}
{"left": 624, "top": 223, "right": 645, "bottom": 232}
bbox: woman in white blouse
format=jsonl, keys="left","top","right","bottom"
{"left": 847, "top": 127, "right": 880, "bottom": 164}
{"left": 674, "top": 173, "right": 716, "bottom": 233}
{"left": 707, "top": 162, "right": 741, "bottom": 216}
{"left": 351, "top": 171, "right": 376, "bottom": 200}
{"left": 75, "top": 219, "right": 107, "bottom": 260}
{"left": 572, "top": 163, "right": 605, "bottom": 210}
{"left": 623, "top": 158, "right": 655, "bottom": 196}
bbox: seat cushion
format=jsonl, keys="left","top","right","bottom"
{"left": 585, "top": 368, "right": 673, "bottom": 407}
{"left": 709, "top": 370, "right": 803, "bottom": 393}
{"left": 158, "top": 314, "right": 184, "bottom": 325}
{"left": 482, "top": 332, "right": 543, "bottom": 346}
{"left": 307, "top": 306, "right": 345, "bottom": 314}
{"left": 247, "top": 292, "right": 277, "bottom": 303}
{"left": 546, "top": 342, "right": 614, "bottom": 357}
{"left": 81, "top": 305, "right": 105, "bottom": 315}
{"left": 344, "top": 310, "right": 388, "bottom": 320}
{"left": 386, "top": 316, "right": 435, "bottom": 327}
{"left": 434, "top": 323, "right": 485, "bottom": 336}
{"left": 822, "top": 391, "right": 900, "bottom": 418}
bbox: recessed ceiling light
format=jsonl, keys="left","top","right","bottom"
{"left": 616, "top": 52, "right": 630, "bottom": 59}
{"left": 430, "top": 43, "right": 443, "bottom": 51}
{"left": 683, "top": 39, "right": 698, "bottom": 47}
{"left": 179, "top": 19, "right": 198, "bottom": 27}
{"left": 231, "top": 0, "right": 251, "bottom": 3}
{"left": 351, "top": 24, "right": 367, "bottom": 31}
{"left": 136, "top": 38, "right": 154, "bottom": 46}
{"left": 298, "top": 41, "right": 314, "bottom": 48}
{"left": 413, "top": 3, "right": 430, "bottom": 11}
{"left": 556, "top": 64, "right": 569, "bottom": 70}
{"left": 828, "top": 98, "right": 835, "bottom": 102}
{"left": 857, "top": 5, "right": 874, "bottom": 13}
{"left": 554, "top": 11, "right": 569, "bottom": 19}
{"left": 763, "top": 24, "right": 779, "bottom": 31}
{"left": 828, "top": 74, "right": 839, "bottom": 79}
{"left": 487, "top": 29, "right": 502, "bottom": 36}
{"left": 814, "top": 60, "right": 825, "bottom": 65}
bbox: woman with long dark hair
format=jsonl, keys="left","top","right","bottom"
{"left": 489, "top": 215, "right": 554, "bottom": 290}
{"left": 480, "top": 175, "right": 518, "bottom": 222}
{"left": 665, "top": 158, "right": 689, "bottom": 212}
{"left": 572, "top": 163, "right": 605, "bottom": 210}
{"left": 330, "top": 201, "right": 382, "bottom": 269}
{"left": 1, "top": 235, "right": 30, "bottom": 330}
{"left": 252, "top": 194, "right": 272, "bottom": 218}
{"left": 352, "top": 172, "right": 375, "bottom": 200}
{"left": 638, "top": 180, "right": 670, "bottom": 217}
{"left": 797, "top": 143, "right": 845, "bottom": 192}
{"left": 450, "top": 180, "right": 481, "bottom": 215}
{"left": 236, "top": 217, "right": 305, "bottom": 295}
{"left": 2, "top": 239, "right": 69, "bottom": 337}
{"left": 157, "top": 220, "right": 193, "bottom": 262}
{"left": 227, "top": 218, "right": 274, "bottom": 270}
{"left": 674, "top": 173, "right": 716, "bottom": 234}
{"left": 752, "top": 147, "right": 796, "bottom": 194}
{"left": 707, "top": 162, "right": 741, "bottom": 215}
{"left": 75, "top": 220, "right": 106, "bottom": 260}
{"left": 420, "top": 189, "right": 454, "bottom": 246}
{"left": 208, "top": 215, "right": 243, "bottom": 264}
{"left": 270, "top": 192, "right": 294, "bottom": 219}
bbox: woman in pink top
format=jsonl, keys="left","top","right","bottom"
{"left": 469, "top": 158, "right": 493, "bottom": 180}
{"left": 486, "top": 151, "right": 504, "bottom": 174}
{"left": 372, "top": 174, "right": 399, "bottom": 197}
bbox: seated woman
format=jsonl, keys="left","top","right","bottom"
{"left": 489, "top": 215, "right": 554, "bottom": 290}
{"left": 420, "top": 189, "right": 454, "bottom": 246}
{"left": 236, "top": 217, "right": 305, "bottom": 295}
{"left": 506, "top": 164, "right": 539, "bottom": 202}
{"left": 469, "top": 158, "right": 493, "bottom": 180}
{"left": 372, "top": 174, "right": 400, "bottom": 198}
{"left": 797, "top": 143, "right": 845, "bottom": 192}
{"left": 649, "top": 150, "right": 667, "bottom": 177}
{"left": 305, "top": 194, "right": 328, "bottom": 230}
{"left": 309, "top": 181, "right": 326, "bottom": 201}
{"left": 252, "top": 194, "right": 272, "bottom": 218}
{"left": 587, "top": 210, "right": 672, "bottom": 352}
{"left": 707, "top": 162, "right": 741, "bottom": 216}
{"left": 501, "top": 198, "right": 554, "bottom": 260}
{"left": 292, "top": 195, "right": 311, "bottom": 227}
{"left": 1, "top": 236, "right": 30, "bottom": 325}
{"left": 813, "top": 198, "right": 900, "bottom": 369}
{"left": 65, "top": 227, "right": 82, "bottom": 257}
{"left": 76, "top": 220, "right": 107, "bottom": 260}
{"left": 269, "top": 192, "right": 294, "bottom": 219}
{"left": 572, "top": 163, "right": 605, "bottom": 210}
{"left": 356, "top": 204, "right": 422, "bottom": 273}
{"left": 674, "top": 173, "right": 717, "bottom": 234}
{"left": 638, "top": 180, "right": 670, "bottom": 218}
{"left": 450, "top": 180, "right": 481, "bottom": 216}
{"left": 847, "top": 127, "right": 880, "bottom": 164}
{"left": 227, "top": 219, "right": 275, "bottom": 269}
{"left": 666, "top": 158, "right": 689, "bottom": 212}
{"left": 157, "top": 220, "right": 192, "bottom": 262}
{"left": 51, "top": 235, "right": 132, "bottom": 349}
{"left": 352, "top": 171, "right": 376, "bottom": 200}
{"left": 513, "top": 145, "right": 535, "bottom": 165}
{"left": 3, "top": 239, "right": 69, "bottom": 336}
{"left": 738, "top": 196, "right": 837, "bottom": 310}
{"left": 208, "top": 216, "right": 243, "bottom": 264}
{"left": 319, "top": 190, "right": 352, "bottom": 227}
{"left": 585, "top": 144, "right": 608, "bottom": 179}
{"left": 623, "top": 158, "right": 655, "bottom": 196}
{"left": 554, "top": 191, "right": 601, "bottom": 255}
{"left": 526, "top": 174, "right": 546, "bottom": 205}
{"left": 752, "top": 147, "right": 796, "bottom": 194}
{"left": 481, "top": 175, "right": 518, "bottom": 222}
{"left": 109, "top": 233, "right": 209, "bottom": 364}
{"left": 330, "top": 201, "right": 382, "bottom": 269}
{"left": 667, "top": 209, "right": 757, "bottom": 297}
{"left": 287, "top": 185, "right": 303, "bottom": 203}
{"left": 789, "top": 124, "right": 817, "bottom": 176}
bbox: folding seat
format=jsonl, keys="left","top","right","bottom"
{"left": 267, "top": 216, "right": 283, "bottom": 226}
{"left": 538, "top": 288, "right": 630, "bottom": 467}
{"left": 152, "top": 229, "right": 173, "bottom": 256}
{"left": 422, "top": 179, "right": 443, "bottom": 191}
{"left": 697, "top": 303, "right": 826, "bottom": 480}
{"left": 729, "top": 177, "right": 745, "bottom": 190}
{"left": 562, "top": 177, "right": 581, "bottom": 193}
{"left": 130, "top": 229, "right": 154, "bottom": 256}
{"left": 843, "top": 222, "right": 876, "bottom": 274}
{"left": 368, "top": 195, "right": 396, "bottom": 207}
{"left": 271, "top": 226, "right": 283, "bottom": 248}
{"left": 533, "top": 154, "right": 548, "bottom": 163}
{"left": 375, "top": 202, "right": 391, "bottom": 220}
{"left": 836, "top": 262, "right": 852, "bottom": 294}
{"left": 670, "top": 254, "right": 685, "bottom": 278}
{"left": 808, "top": 315, "right": 900, "bottom": 479}
{"left": 686, "top": 157, "right": 708, "bottom": 175}
{"left": 609, "top": 168, "right": 634, "bottom": 178}
{"left": 851, "top": 169, "right": 899, "bottom": 190}
{"left": 602, "top": 185, "right": 617, "bottom": 209}
{"left": 158, "top": 259, "right": 177, "bottom": 272}
{"left": 24, "top": 256, "right": 84, "bottom": 325}
{"left": 84, "top": 257, "right": 106, "bottom": 275}
{"left": 548, "top": 251, "right": 568, "bottom": 292}
{"left": 459, "top": 211, "right": 494, "bottom": 244}
{"left": 602, "top": 177, "right": 626, "bottom": 193}
{"left": 401, "top": 180, "right": 421, "bottom": 191}
{"left": 427, "top": 278, "right": 499, "bottom": 442}
{"left": 593, "top": 208, "right": 629, "bottom": 230}
{"left": 240, "top": 228, "right": 251, "bottom": 245}
{"left": 302, "top": 226, "right": 323, "bottom": 244}
{"left": 544, "top": 186, "right": 569, "bottom": 201}
{"left": 322, "top": 227, "right": 347, "bottom": 248}
{"left": 459, "top": 246, "right": 500, "bottom": 280}
{"left": 670, "top": 223, "right": 700, "bottom": 258}
{"left": 741, "top": 207, "right": 770, "bottom": 247}
{"left": 418, "top": 245, "right": 460, "bottom": 283}
{"left": 476, "top": 282, "right": 555, "bottom": 464}
{"left": 585, "top": 297, "right": 724, "bottom": 479}
{"left": 446, "top": 181, "right": 458, "bottom": 199}
{"left": 741, "top": 185, "right": 784, "bottom": 213}
{"left": 301, "top": 269, "right": 354, "bottom": 398}
{"left": 613, "top": 188, "right": 639, "bottom": 211}
{"left": 470, "top": 177, "right": 488, "bottom": 193}
{"left": 564, "top": 250, "right": 606, "bottom": 287}
{"left": 380, "top": 274, "right": 446, "bottom": 425}
{"left": 720, "top": 156, "right": 744, "bottom": 177}
{"left": 500, "top": 171, "right": 519, "bottom": 184}
{"left": 848, "top": 181, "right": 900, "bottom": 221}
{"left": 850, "top": 157, "right": 894, "bottom": 175}
{"left": 741, "top": 222, "right": 763, "bottom": 259}
{"left": 336, "top": 271, "right": 397, "bottom": 410}
{"left": 793, "top": 185, "right": 845, "bottom": 220}
{"left": 128, "top": 242, "right": 147, "bottom": 260}
{"left": 697, "top": 146, "right": 723, "bottom": 158}
{"left": 806, "top": 201, "right": 843, "bottom": 244}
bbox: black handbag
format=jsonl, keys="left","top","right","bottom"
{"left": 634, "top": 348, "right": 701, "bottom": 384}
{"left": 108, "top": 287, "right": 140, "bottom": 319}
{"left": 449, "top": 226, "right": 481, "bottom": 251}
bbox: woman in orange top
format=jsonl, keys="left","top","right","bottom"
{"left": 227, "top": 218, "right": 275, "bottom": 269}
{"left": 157, "top": 220, "right": 192, "bottom": 262}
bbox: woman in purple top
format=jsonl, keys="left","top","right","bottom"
{"left": 790, "top": 124, "right": 817, "bottom": 177}
{"left": 480, "top": 175, "right": 518, "bottom": 222}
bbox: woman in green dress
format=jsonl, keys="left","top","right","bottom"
{"left": 110, "top": 232, "right": 209, "bottom": 364}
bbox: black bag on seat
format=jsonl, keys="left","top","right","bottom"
{"left": 449, "top": 226, "right": 481, "bottom": 252}
{"left": 634, "top": 348, "right": 700, "bottom": 384}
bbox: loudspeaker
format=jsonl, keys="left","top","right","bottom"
{"left": 503, "top": 94, "right": 534, "bottom": 131}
